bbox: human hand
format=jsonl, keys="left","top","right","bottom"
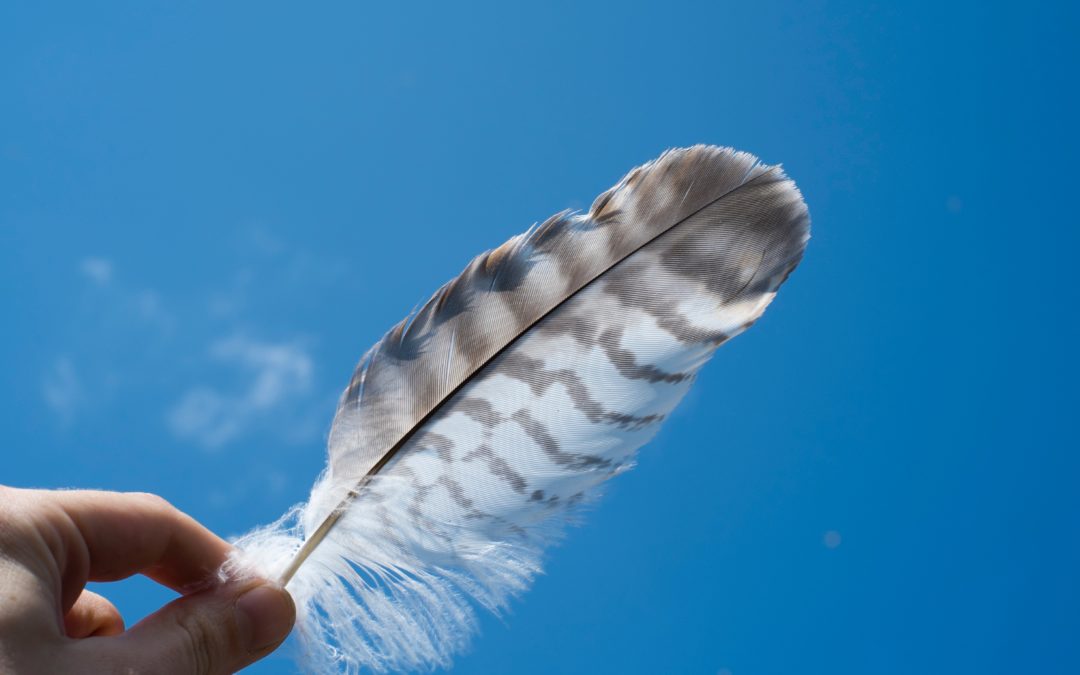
{"left": 0, "top": 486, "right": 295, "bottom": 674}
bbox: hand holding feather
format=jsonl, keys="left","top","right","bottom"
{"left": 230, "top": 145, "right": 810, "bottom": 673}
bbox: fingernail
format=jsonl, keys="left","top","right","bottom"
{"left": 235, "top": 584, "right": 295, "bottom": 652}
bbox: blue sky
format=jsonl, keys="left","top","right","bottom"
{"left": 2, "top": 1, "right": 1078, "bottom": 674}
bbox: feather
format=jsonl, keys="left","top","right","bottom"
{"left": 228, "top": 145, "right": 810, "bottom": 673}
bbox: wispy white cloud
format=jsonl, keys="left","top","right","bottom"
{"left": 80, "top": 257, "right": 113, "bottom": 285}
{"left": 41, "top": 356, "right": 84, "bottom": 424}
{"left": 77, "top": 257, "right": 174, "bottom": 333}
{"left": 204, "top": 226, "right": 347, "bottom": 321}
{"left": 167, "top": 336, "right": 315, "bottom": 449}
{"left": 41, "top": 259, "right": 176, "bottom": 419}
{"left": 132, "top": 288, "right": 175, "bottom": 334}
{"left": 49, "top": 233, "right": 341, "bottom": 459}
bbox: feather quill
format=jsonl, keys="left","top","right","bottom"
{"left": 229, "top": 145, "right": 810, "bottom": 673}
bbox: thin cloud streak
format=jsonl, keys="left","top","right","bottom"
{"left": 80, "top": 257, "right": 113, "bottom": 285}
{"left": 48, "top": 239, "right": 342, "bottom": 451}
{"left": 167, "top": 335, "right": 315, "bottom": 449}
{"left": 41, "top": 356, "right": 84, "bottom": 424}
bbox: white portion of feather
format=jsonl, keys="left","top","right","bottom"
{"left": 228, "top": 145, "right": 809, "bottom": 674}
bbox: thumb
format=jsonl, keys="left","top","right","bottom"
{"left": 87, "top": 581, "right": 296, "bottom": 675}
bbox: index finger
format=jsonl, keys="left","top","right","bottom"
{"left": 41, "top": 490, "right": 233, "bottom": 609}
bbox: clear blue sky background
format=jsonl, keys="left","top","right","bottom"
{"left": 2, "top": 2, "right": 1077, "bottom": 674}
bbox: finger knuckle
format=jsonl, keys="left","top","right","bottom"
{"left": 172, "top": 611, "right": 225, "bottom": 675}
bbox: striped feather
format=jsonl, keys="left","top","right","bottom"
{"left": 230, "top": 145, "right": 810, "bottom": 673}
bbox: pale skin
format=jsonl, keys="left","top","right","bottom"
{"left": 0, "top": 486, "right": 295, "bottom": 674}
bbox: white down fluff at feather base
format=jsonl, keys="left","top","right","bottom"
{"left": 224, "top": 145, "right": 810, "bottom": 674}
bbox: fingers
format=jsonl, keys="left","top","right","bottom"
{"left": 56, "top": 489, "right": 232, "bottom": 587}
{"left": 64, "top": 589, "right": 125, "bottom": 638}
{"left": 43, "top": 490, "right": 232, "bottom": 609}
{"left": 1, "top": 487, "right": 294, "bottom": 674}
{"left": 71, "top": 581, "right": 295, "bottom": 675}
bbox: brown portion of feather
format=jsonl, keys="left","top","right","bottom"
{"left": 326, "top": 146, "right": 768, "bottom": 483}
